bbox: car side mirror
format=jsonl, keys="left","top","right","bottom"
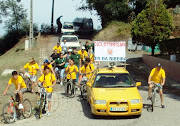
{"left": 136, "top": 82, "right": 141, "bottom": 87}
{"left": 87, "top": 82, "right": 92, "bottom": 87}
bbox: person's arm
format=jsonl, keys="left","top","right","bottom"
{"left": 3, "top": 84, "right": 10, "bottom": 96}
{"left": 161, "top": 78, "right": 165, "bottom": 86}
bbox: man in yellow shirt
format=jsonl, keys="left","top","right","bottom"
{"left": 53, "top": 42, "right": 62, "bottom": 54}
{"left": 35, "top": 66, "right": 56, "bottom": 116}
{"left": 80, "top": 57, "right": 95, "bottom": 79}
{"left": 65, "top": 59, "right": 79, "bottom": 96}
{"left": 78, "top": 46, "right": 88, "bottom": 62}
{"left": 22, "top": 57, "right": 39, "bottom": 93}
{"left": 41, "top": 59, "right": 55, "bottom": 76}
{"left": 3, "top": 71, "right": 27, "bottom": 109}
{"left": 148, "top": 63, "right": 166, "bottom": 108}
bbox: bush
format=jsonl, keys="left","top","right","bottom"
{"left": 160, "top": 38, "right": 180, "bottom": 54}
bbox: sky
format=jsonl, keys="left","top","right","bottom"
{"left": 0, "top": 0, "right": 101, "bottom": 36}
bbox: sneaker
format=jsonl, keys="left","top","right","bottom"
{"left": 161, "top": 105, "right": 165, "bottom": 108}
{"left": 60, "top": 82, "right": 63, "bottom": 85}
{"left": 45, "top": 111, "right": 51, "bottom": 116}
{"left": 18, "top": 104, "right": 24, "bottom": 109}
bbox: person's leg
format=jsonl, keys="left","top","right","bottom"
{"left": 148, "top": 84, "right": 153, "bottom": 98}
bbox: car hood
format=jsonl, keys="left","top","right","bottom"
{"left": 61, "top": 42, "right": 80, "bottom": 47}
{"left": 92, "top": 87, "right": 141, "bottom": 100}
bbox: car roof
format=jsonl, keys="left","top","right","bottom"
{"left": 97, "top": 67, "right": 129, "bottom": 74}
{"left": 61, "top": 35, "right": 78, "bottom": 38}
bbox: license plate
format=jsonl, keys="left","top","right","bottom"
{"left": 110, "top": 107, "right": 126, "bottom": 111}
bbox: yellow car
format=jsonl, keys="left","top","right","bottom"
{"left": 86, "top": 64, "right": 142, "bottom": 117}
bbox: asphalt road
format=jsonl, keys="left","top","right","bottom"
{"left": 7, "top": 36, "right": 180, "bottom": 126}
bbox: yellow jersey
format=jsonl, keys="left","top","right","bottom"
{"left": 38, "top": 73, "right": 56, "bottom": 93}
{"left": 66, "top": 65, "right": 79, "bottom": 79}
{"left": 23, "top": 63, "right": 39, "bottom": 75}
{"left": 78, "top": 50, "right": 88, "bottom": 61}
{"left": 150, "top": 68, "right": 166, "bottom": 84}
{"left": 8, "top": 75, "right": 27, "bottom": 90}
{"left": 80, "top": 63, "right": 95, "bottom": 79}
{"left": 53, "top": 46, "right": 62, "bottom": 54}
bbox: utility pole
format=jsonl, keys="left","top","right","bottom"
{"left": 51, "top": 0, "right": 54, "bottom": 33}
{"left": 30, "top": 0, "right": 33, "bottom": 48}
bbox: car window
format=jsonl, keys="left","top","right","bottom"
{"left": 61, "top": 37, "right": 78, "bottom": 42}
{"left": 93, "top": 73, "right": 135, "bottom": 88}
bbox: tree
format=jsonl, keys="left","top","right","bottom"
{"left": 79, "top": 0, "right": 131, "bottom": 28}
{"left": 1, "top": 0, "right": 27, "bottom": 33}
{"left": 132, "top": 0, "right": 173, "bottom": 55}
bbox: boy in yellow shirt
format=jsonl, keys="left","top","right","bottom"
{"left": 53, "top": 42, "right": 62, "bottom": 54}
{"left": 148, "top": 63, "right": 166, "bottom": 108}
{"left": 65, "top": 59, "right": 79, "bottom": 96}
{"left": 35, "top": 66, "right": 56, "bottom": 116}
{"left": 22, "top": 57, "right": 39, "bottom": 93}
{"left": 3, "top": 71, "right": 27, "bottom": 109}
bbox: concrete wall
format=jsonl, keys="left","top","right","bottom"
{"left": 143, "top": 54, "right": 180, "bottom": 82}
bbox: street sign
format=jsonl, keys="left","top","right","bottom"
{"left": 94, "top": 41, "right": 126, "bottom": 62}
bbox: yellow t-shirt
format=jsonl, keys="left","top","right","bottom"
{"left": 80, "top": 63, "right": 95, "bottom": 79}
{"left": 150, "top": 68, "right": 166, "bottom": 83}
{"left": 41, "top": 64, "right": 53, "bottom": 71}
{"left": 8, "top": 75, "right": 27, "bottom": 90}
{"left": 66, "top": 65, "right": 79, "bottom": 79}
{"left": 90, "top": 54, "right": 94, "bottom": 63}
{"left": 53, "top": 46, "right": 62, "bottom": 54}
{"left": 78, "top": 50, "right": 88, "bottom": 61}
{"left": 23, "top": 63, "right": 39, "bottom": 75}
{"left": 38, "top": 73, "right": 56, "bottom": 93}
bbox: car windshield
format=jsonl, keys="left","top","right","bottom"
{"left": 61, "top": 37, "right": 78, "bottom": 42}
{"left": 93, "top": 73, "right": 135, "bottom": 88}
{"left": 63, "top": 25, "right": 74, "bottom": 29}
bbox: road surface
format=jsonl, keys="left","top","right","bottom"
{"left": 6, "top": 36, "right": 180, "bottom": 126}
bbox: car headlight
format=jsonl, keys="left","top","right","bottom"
{"left": 131, "top": 99, "right": 141, "bottom": 104}
{"left": 94, "top": 100, "right": 106, "bottom": 104}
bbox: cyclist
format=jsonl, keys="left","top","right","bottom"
{"left": 70, "top": 48, "right": 81, "bottom": 82}
{"left": 3, "top": 71, "right": 27, "bottom": 109}
{"left": 41, "top": 59, "right": 55, "bottom": 75}
{"left": 83, "top": 41, "right": 90, "bottom": 52}
{"left": 21, "top": 57, "right": 39, "bottom": 93}
{"left": 148, "top": 63, "right": 166, "bottom": 108}
{"left": 52, "top": 53, "right": 66, "bottom": 85}
{"left": 80, "top": 57, "right": 95, "bottom": 80}
{"left": 78, "top": 46, "right": 88, "bottom": 63}
{"left": 53, "top": 42, "right": 62, "bottom": 54}
{"left": 35, "top": 66, "right": 56, "bottom": 116}
{"left": 65, "top": 59, "right": 79, "bottom": 96}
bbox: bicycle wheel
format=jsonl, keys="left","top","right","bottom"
{"left": 22, "top": 99, "right": 32, "bottom": 118}
{"left": 2, "top": 103, "right": 16, "bottom": 124}
{"left": 81, "top": 84, "right": 87, "bottom": 101}
{"left": 36, "top": 98, "right": 44, "bottom": 119}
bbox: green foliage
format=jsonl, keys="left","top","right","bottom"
{"left": 80, "top": 0, "right": 131, "bottom": 27}
{"left": 160, "top": 38, "right": 180, "bottom": 55}
{"left": 132, "top": 0, "right": 173, "bottom": 55}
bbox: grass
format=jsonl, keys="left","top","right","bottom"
{"left": 93, "top": 21, "right": 132, "bottom": 41}
{"left": 0, "top": 37, "right": 40, "bottom": 120}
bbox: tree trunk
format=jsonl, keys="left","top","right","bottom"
{"left": 151, "top": 45, "right": 155, "bottom": 56}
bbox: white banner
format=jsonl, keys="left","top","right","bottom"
{"left": 94, "top": 41, "right": 126, "bottom": 62}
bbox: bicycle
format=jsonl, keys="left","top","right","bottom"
{"left": 79, "top": 73, "right": 88, "bottom": 101}
{"left": 35, "top": 84, "right": 48, "bottom": 119}
{"left": 19, "top": 72, "right": 32, "bottom": 92}
{"left": 149, "top": 82, "right": 160, "bottom": 112}
{"left": 2, "top": 93, "right": 32, "bottom": 124}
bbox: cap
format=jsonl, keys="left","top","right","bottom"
{"left": 44, "top": 59, "right": 49, "bottom": 63}
{"left": 157, "top": 63, "right": 162, "bottom": 67}
{"left": 68, "top": 49, "right": 72, "bottom": 52}
{"left": 82, "top": 46, "right": 85, "bottom": 50}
